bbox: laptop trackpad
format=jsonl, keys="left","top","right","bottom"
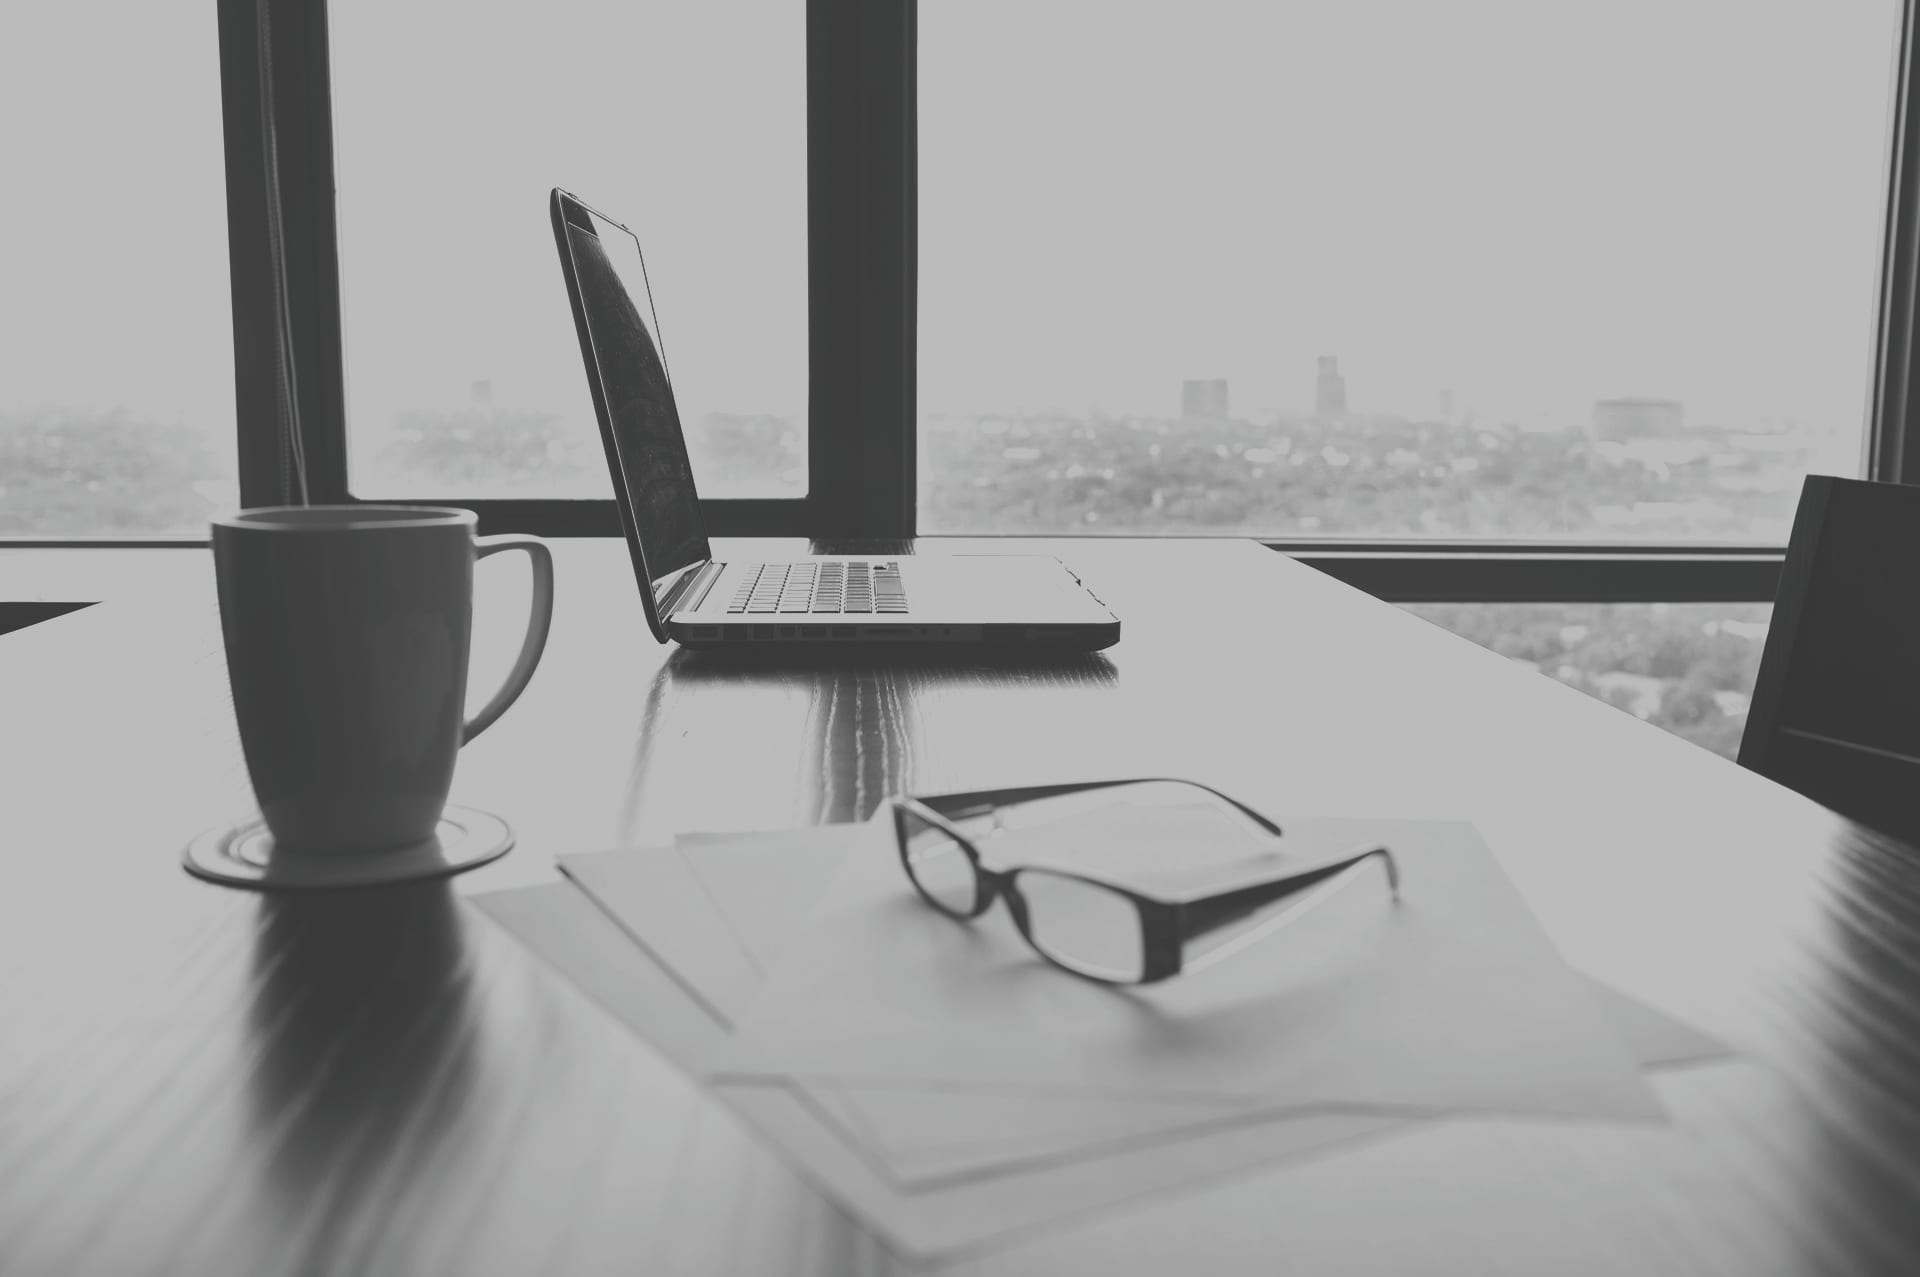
{"left": 906, "top": 555, "right": 1107, "bottom": 619}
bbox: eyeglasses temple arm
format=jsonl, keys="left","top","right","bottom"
{"left": 912, "top": 777, "right": 1283, "bottom": 836}
{"left": 1174, "top": 844, "right": 1398, "bottom": 947}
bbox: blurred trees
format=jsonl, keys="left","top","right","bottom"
{"left": 1403, "top": 601, "right": 1768, "bottom": 760}
{"left": 378, "top": 406, "right": 586, "bottom": 486}
{"left": 2, "top": 403, "right": 1774, "bottom": 759}
{"left": 0, "top": 409, "right": 229, "bottom": 534}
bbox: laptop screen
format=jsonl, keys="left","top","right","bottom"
{"left": 555, "top": 193, "right": 709, "bottom": 599}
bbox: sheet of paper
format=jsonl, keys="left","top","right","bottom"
{"left": 475, "top": 875, "right": 1726, "bottom": 1260}
{"left": 803, "top": 1083, "right": 1258, "bottom": 1187}
{"left": 712, "top": 819, "right": 1665, "bottom": 1124}
{"left": 560, "top": 824, "right": 1721, "bottom": 1191}
{"left": 669, "top": 826, "right": 1727, "bottom": 1085}
{"left": 675, "top": 824, "right": 1726, "bottom": 1075}
{"left": 675, "top": 826, "right": 857, "bottom": 968}
{"left": 476, "top": 881, "right": 1410, "bottom": 1259}
{"left": 558, "top": 840, "right": 763, "bottom": 1026}
{"left": 570, "top": 836, "right": 1255, "bottom": 1187}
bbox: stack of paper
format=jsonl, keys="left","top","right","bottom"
{"left": 474, "top": 812, "right": 1725, "bottom": 1262}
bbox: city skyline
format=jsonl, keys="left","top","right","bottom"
{"left": 927, "top": 359, "right": 1845, "bottom": 438}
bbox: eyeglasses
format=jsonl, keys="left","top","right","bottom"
{"left": 891, "top": 778, "right": 1399, "bottom": 985}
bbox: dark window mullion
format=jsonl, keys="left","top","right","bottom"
{"left": 809, "top": 0, "right": 916, "bottom": 538}
{"left": 220, "top": 0, "right": 348, "bottom": 509}
{"left": 217, "top": 0, "right": 287, "bottom": 508}
{"left": 1873, "top": 0, "right": 1920, "bottom": 483}
{"left": 277, "top": 0, "right": 349, "bottom": 504}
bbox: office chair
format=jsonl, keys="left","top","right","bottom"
{"left": 1740, "top": 474, "right": 1920, "bottom": 845}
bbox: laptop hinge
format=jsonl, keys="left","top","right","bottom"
{"left": 657, "top": 560, "right": 722, "bottom": 616}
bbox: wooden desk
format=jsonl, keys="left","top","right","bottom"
{"left": 2, "top": 537, "right": 1918, "bottom": 1276}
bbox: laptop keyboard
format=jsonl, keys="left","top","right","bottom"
{"left": 726, "top": 561, "right": 909, "bottom": 615}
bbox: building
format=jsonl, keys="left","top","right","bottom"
{"left": 1591, "top": 397, "right": 1684, "bottom": 440}
{"left": 1181, "top": 378, "right": 1229, "bottom": 421}
{"left": 1315, "top": 356, "right": 1347, "bottom": 418}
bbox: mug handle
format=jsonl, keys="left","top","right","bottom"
{"left": 463, "top": 534, "right": 556, "bottom": 745}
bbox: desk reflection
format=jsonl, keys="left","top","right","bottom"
{"left": 1797, "top": 827, "right": 1920, "bottom": 1274}
{"left": 246, "top": 884, "right": 478, "bottom": 1231}
{"left": 643, "top": 648, "right": 1121, "bottom": 825}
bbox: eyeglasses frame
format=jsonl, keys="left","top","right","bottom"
{"left": 891, "top": 777, "right": 1399, "bottom": 985}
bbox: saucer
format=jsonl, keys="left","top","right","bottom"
{"left": 183, "top": 805, "right": 514, "bottom": 890}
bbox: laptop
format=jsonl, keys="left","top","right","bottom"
{"left": 549, "top": 187, "right": 1120, "bottom": 650}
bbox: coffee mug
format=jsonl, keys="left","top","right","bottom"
{"left": 212, "top": 506, "right": 554, "bottom": 856}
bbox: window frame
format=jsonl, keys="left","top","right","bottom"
{"left": 22, "top": 0, "right": 1913, "bottom": 606}
{"left": 217, "top": 0, "right": 910, "bottom": 539}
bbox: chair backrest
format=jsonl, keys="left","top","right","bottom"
{"left": 1740, "top": 474, "right": 1920, "bottom": 843}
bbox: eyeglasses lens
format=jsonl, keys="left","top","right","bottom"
{"left": 1013, "top": 869, "right": 1147, "bottom": 983}
{"left": 899, "top": 807, "right": 980, "bottom": 915}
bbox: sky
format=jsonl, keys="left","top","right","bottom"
{"left": 921, "top": 0, "right": 1902, "bottom": 431}
{"left": 0, "top": 1, "right": 1904, "bottom": 477}
{"left": 327, "top": 0, "right": 807, "bottom": 471}
{"left": 1, "top": 4, "right": 234, "bottom": 430}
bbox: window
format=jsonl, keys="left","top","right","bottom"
{"left": 1, "top": 5, "right": 237, "bottom": 535}
{"left": 1403, "top": 602, "right": 1771, "bottom": 758}
{"left": 918, "top": 1, "right": 1901, "bottom": 540}
{"left": 191, "top": 0, "right": 1920, "bottom": 627}
{"left": 328, "top": 0, "right": 806, "bottom": 503}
